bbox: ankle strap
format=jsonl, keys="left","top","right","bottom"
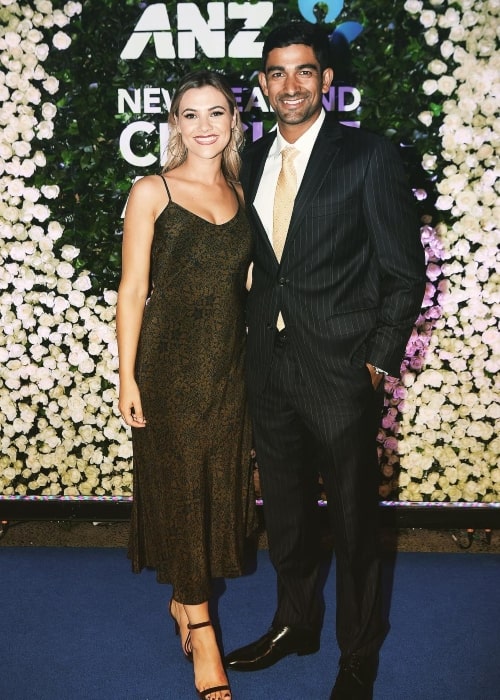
{"left": 187, "top": 620, "right": 212, "bottom": 630}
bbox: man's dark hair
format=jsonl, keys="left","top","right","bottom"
{"left": 261, "top": 21, "right": 332, "bottom": 73}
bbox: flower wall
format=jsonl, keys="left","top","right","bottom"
{"left": 396, "top": 0, "right": 500, "bottom": 501}
{"left": 0, "top": 0, "right": 133, "bottom": 497}
{"left": 0, "top": 0, "right": 498, "bottom": 503}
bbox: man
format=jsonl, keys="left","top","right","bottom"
{"left": 225, "top": 22, "right": 426, "bottom": 700}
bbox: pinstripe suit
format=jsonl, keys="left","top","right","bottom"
{"left": 241, "top": 113, "right": 426, "bottom": 658}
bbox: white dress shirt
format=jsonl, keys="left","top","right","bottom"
{"left": 254, "top": 109, "right": 326, "bottom": 242}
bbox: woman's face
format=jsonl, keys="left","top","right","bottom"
{"left": 176, "top": 85, "right": 236, "bottom": 160}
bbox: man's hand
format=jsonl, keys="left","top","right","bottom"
{"left": 366, "top": 363, "right": 385, "bottom": 390}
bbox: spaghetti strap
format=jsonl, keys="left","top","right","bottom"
{"left": 229, "top": 181, "right": 242, "bottom": 209}
{"left": 158, "top": 174, "right": 171, "bottom": 199}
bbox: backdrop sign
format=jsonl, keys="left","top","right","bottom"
{"left": 120, "top": 2, "right": 275, "bottom": 59}
{"left": 1, "top": 0, "right": 498, "bottom": 507}
{"left": 116, "top": 1, "right": 362, "bottom": 166}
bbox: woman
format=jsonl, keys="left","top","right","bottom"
{"left": 116, "top": 70, "right": 255, "bottom": 700}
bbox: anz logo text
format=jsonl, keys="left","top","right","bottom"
{"left": 120, "top": 2, "right": 274, "bottom": 60}
{"left": 120, "top": 1, "right": 363, "bottom": 61}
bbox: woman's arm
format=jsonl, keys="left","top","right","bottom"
{"left": 116, "top": 176, "right": 163, "bottom": 427}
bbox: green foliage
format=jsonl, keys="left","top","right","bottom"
{"left": 40, "top": 0, "right": 434, "bottom": 294}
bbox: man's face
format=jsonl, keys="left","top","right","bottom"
{"left": 259, "top": 43, "right": 333, "bottom": 139}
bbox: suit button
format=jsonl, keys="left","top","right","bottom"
{"left": 278, "top": 277, "right": 288, "bottom": 285}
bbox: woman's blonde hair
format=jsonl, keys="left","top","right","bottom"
{"left": 162, "top": 70, "right": 244, "bottom": 182}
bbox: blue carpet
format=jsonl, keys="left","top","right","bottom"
{"left": 1, "top": 547, "right": 499, "bottom": 699}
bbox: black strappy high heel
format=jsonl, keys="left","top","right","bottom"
{"left": 197, "top": 684, "right": 232, "bottom": 700}
{"left": 169, "top": 598, "right": 193, "bottom": 662}
{"left": 188, "top": 620, "right": 231, "bottom": 700}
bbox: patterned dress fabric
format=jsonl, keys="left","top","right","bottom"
{"left": 128, "top": 177, "right": 256, "bottom": 604}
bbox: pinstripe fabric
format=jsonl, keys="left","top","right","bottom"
{"left": 241, "top": 114, "right": 426, "bottom": 658}
{"left": 273, "top": 146, "right": 299, "bottom": 262}
{"left": 242, "top": 115, "right": 426, "bottom": 391}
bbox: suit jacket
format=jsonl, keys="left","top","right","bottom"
{"left": 242, "top": 113, "right": 426, "bottom": 393}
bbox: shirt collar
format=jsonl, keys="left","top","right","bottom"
{"left": 272, "top": 109, "right": 326, "bottom": 157}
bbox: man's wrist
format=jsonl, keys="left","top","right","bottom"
{"left": 366, "top": 363, "right": 387, "bottom": 376}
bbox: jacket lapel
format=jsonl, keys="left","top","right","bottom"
{"left": 282, "top": 118, "right": 343, "bottom": 257}
{"left": 246, "top": 131, "right": 277, "bottom": 258}
{"left": 247, "top": 117, "right": 344, "bottom": 264}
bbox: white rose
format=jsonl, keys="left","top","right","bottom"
{"left": 477, "top": 37, "right": 495, "bottom": 57}
{"left": 52, "top": 31, "right": 71, "bottom": 50}
{"left": 56, "top": 261, "right": 74, "bottom": 278}
{"left": 53, "top": 9, "right": 70, "bottom": 27}
{"left": 36, "top": 121, "right": 54, "bottom": 139}
{"left": 422, "top": 79, "right": 438, "bottom": 95}
{"left": 73, "top": 275, "right": 91, "bottom": 291}
{"left": 449, "top": 24, "right": 466, "bottom": 42}
{"left": 6, "top": 179, "right": 25, "bottom": 197}
{"left": 435, "top": 195, "right": 453, "bottom": 211}
{"left": 103, "top": 289, "right": 118, "bottom": 305}
{"left": 404, "top": 0, "right": 423, "bottom": 13}
{"left": 68, "top": 289, "right": 85, "bottom": 307}
{"left": 447, "top": 485, "right": 463, "bottom": 501}
{"left": 12, "top": 141, "right": 31, "bottom": 158}
{"left": 437, "top": 75, "right": 457, "bottom": 96}
{"left": 422, "top": 153, "right": 437, "bottom": 171}
{"left": 42, "top": 102, "right": 57, "bottom": 121}
{"left": 418, "top": 111, "right": 433, "bottom": 126}
{"left": 480, "top": 98, "right": 498, "bottom": 118}
{"left": 462, "top": 481, "right": 479, "bottom": 502}
{"left": 35, "top": 43, "right": 50, "bottom": 61}
{"left": 462, "top": 10, "right": 479, "bottom": 28}
{"left": 65, "top": 307, "right": 79, "bottom": 323}
{"left": 60, "top": 244, "right": 79, "bottom": 261}
{"left": 64, "top": 2, "right": 83, "bottom": 18}
{"left": 36, "top": 0, "right": 53, "bottom": 14}
{"left": 0, "top": 142, "right": 13, "bottom": 160}
{"left": 455, "top": 189, "right": 478, "bottom": 213}
{"left": 33, "top": 65, "right": 47, "bottom": 81}
{"left": 42, "top": 76, "right": 59, "bottom": 94}
{"left": 40, "top": 184, "right": 60, "bottom": 199}
{"left": 439, "top": 7, "right": 461, "bottom": 29}
{"left": 23, "top": 187, "right": 42, "bottom": 204}
{"left": 47, "top": 220, "right": 64, "bottom": 240}
{"left": 440, "top": 40, "right": 454, "bottom": 59}
{"left": 19, "top": 160, "right": 37, "bottom": 178}
{"left": 428, "top": 59, "right": 447, "bottom": 76}
{"left": 3, "top": 31, "right": 21, "bottom": 48}
{"left": 33, "top": 150, "right": 46, "bottom": 167}
{"left": 419, "top": 10, "right": 436, "bottom": 28}
{"left": 423, "top": 28, "right": 439, "bottom": 46}
{"left": 78, "top": 356, "right": 95, "bottom": 376}
{"left": 442, "top": 173, "right": 468, "bottom": 195}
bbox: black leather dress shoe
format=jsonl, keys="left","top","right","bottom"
{"left": 330, "top": 653, "right": 378, "bottom": 700}
{"left": 225, "top": 625, "right": 320, "bottom": 671}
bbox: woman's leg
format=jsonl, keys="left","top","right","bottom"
{"left": 170, "top": 599, "right": 231, "bottom": 699}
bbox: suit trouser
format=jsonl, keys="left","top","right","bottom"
{"left": 248, "top": 335, "right": 388, "bottom": 658}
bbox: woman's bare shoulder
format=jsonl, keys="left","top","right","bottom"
{"left": 127, "top": 173, "right": 169, "bottom": 217}
{"left": 130, "top": 173, "right": 167, "bottom": 197}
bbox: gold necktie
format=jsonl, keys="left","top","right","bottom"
{"left": 273, "top": 146, "right": 298, "bottom": 262}
{"left": 273, "top": 146, "right": 298, "bottom": 330}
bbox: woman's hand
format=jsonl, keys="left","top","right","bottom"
{"left": 118, "top": 379, "right": 147, "bottom": 428}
